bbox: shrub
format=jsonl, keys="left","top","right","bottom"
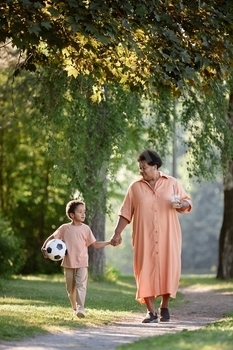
{"left": 0, "top": 215, "right": 26, "bottom": 277}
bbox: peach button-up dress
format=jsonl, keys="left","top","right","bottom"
{"left": 118, "top": 172, "right": 192, "bottom": 303}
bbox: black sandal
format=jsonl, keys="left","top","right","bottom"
{"left": 142, "top": 311, "right": 158, "bottom": 323}
{"left": 159, "top": 307, "right": 170, "bottom": 322}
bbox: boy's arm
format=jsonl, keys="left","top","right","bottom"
{"left": 91, "top": 240, "right": 111, "bottom": 249}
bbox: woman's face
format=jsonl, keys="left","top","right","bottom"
{"left": 138, "top": 160, "right": 157, "bottom": 181}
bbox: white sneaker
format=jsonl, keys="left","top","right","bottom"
{"left": 73, "top": 306, "right": 85, "bottom": 318}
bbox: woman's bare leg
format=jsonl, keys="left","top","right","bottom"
{"left": 144, "top": 296, "right": 156, "bottom": 314}
{"left": 159, "top": 293, "right": 171, "bottom": 321}
{"left": 142, "top": 296, "right": 158, "bottom": 323}
{"left": 160, "top": 293, "right": 170, "bottom": 308}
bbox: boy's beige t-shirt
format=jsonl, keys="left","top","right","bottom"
{"left": 53, "top": 223, "right": 96, "bottom": 268}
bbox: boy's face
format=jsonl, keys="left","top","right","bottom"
{"left": 72, "top": 204, "right": 86, "bottom": 222}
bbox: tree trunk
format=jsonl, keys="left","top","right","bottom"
{"left": 217, "top": 160, "right": 233, "bottom": 279}
{"left": 217, "top": 91, "right": 233, "bottom": 279}
{"left": 87, "top": 165, "right": 108, "bottom": 278}
{"left": 89, "top": 202, "right": 107, "bottom": 278}
{"left": 85, "top": 85, "right": 110, "bottom": 278}
{"left": 0, "top": 128, "right": 4, "bottom": 210}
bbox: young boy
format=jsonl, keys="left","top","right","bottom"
{"left": 41, "top": 199, "right": 111, "bottom": 318}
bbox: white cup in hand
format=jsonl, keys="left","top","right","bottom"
{"left": 171, "top": 194, "right": 181, "bottom": 208}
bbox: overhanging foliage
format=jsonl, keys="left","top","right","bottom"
{"left": 1, "top": 1, "right": 233, "bottom": 95}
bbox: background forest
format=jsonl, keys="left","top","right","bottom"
{"left": 1, "top": 1, "right": 233, "bottom": 280}
{"left": 0, "top": 59, "right": 223, "bottom": 277}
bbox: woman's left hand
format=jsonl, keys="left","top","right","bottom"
{"left": 172, "top": 199, "right": 182, "bottom": 209}
{"left": 173, "top": 199, "right": 190, "bottom": 211}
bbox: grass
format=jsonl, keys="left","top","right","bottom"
{"left": 0, "top": 273, "right": 182, "bottom": 341}
{"left": 180, "top": 274, "right": 233, "bottom": 292}
{"left": 0, "top": 274, "right": 137, "bottom": 340}
{"left": 0, "top": 273, "right": 233, "bottom": 349}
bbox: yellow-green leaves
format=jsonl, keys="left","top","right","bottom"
{"left": 2, "top": 0, "right": 233, "bottom": 95}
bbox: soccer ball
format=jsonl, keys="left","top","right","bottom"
{"left": 45, "top": 239, "right": 67, "bottom": 261}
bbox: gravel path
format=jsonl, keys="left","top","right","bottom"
{"left": 0, "top": 285, "right": 232, "bottom": 350}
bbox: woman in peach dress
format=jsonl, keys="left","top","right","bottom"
{"left": 111, "top": 150, "right": 192, "bottom": 323}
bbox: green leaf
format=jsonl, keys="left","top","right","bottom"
{"left": 47, "top": 7, "right": 60, "bottom": 18}
{"left": 70, "top": 23, "right": 81, "bottom": 32}
{"left": 33, "top": 2, "right": 43, "bottom": 9}
{"left": 85, "top": 24, "right": 96, "bottom": 34}
{"left": 135, "top": 4, "right": 147, "bottom": 17}
{"left": 67, "top": 0, "right": 79, "bottom": 8}
{"left": 165, "top": 63, "right": 173, "bottom": 72}
{"left": 41, "top": 21, "right": 52, "bottom": 30}
{"left": 166, "top": 29, "right": 180, "bottom": 44}
{"left": 21, "top": 0, "right": 31, "bottom": 5}
{"left": 184, "top": 66, "right": 196, "bottom": 79}
{"left": 95, "top": 34, "right": 111, "bottom": 45}
{"left": 28, "top": 24, "right": 41, "bottom": 35}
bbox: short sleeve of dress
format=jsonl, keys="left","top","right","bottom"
{"left": 176, "top": 180, "right": 192, "bottom": 213}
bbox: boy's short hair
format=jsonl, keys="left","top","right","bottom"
{"left": 66, "top": 200, "right": 85, "bottom": 219}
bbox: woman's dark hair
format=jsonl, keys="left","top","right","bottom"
{"left": 137, "top": 150, "right": 163, "bottom": 168}
{"left": 66, "top": 200, "right": 85, "bottom": 219}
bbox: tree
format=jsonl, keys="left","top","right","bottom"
{"left": 36, "top": 69, "right": 143, "bottom": 277}
{"left": 1, "top": 1, "right": 233, "bottom": 93}
{"left": 0, "top": 59, "right": 72, "bottom": 274}
{"left": 217, "top": 78, "right": 233, "bottom": 279}
{"left": 141, "top": 80, "right": 233, "bottom": 279}
{"left": 0, "top": 45, "right": 144, "bottom": 277}
{"left": 2, "top": 1, "right": 233, "bottom": 279}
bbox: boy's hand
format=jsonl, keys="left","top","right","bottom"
{"left": 41, "top": 247, "right": 49, "bottom": 259}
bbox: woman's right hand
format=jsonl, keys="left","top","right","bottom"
{"left": 110, "top": 233, "right": 122, "bottom": 246}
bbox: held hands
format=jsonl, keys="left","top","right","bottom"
{"left": 110, "top": 233, "right": 122, "bottom": 247}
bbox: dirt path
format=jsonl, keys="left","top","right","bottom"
{"left": 0, "top": 285, "right": 233, "bottom": 350}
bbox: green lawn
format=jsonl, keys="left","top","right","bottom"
{"left": 0, "top": 273, "right": 233, "bottom": 350}
{"left": 0, "top": 274, "right": 134, "bottom": 340}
